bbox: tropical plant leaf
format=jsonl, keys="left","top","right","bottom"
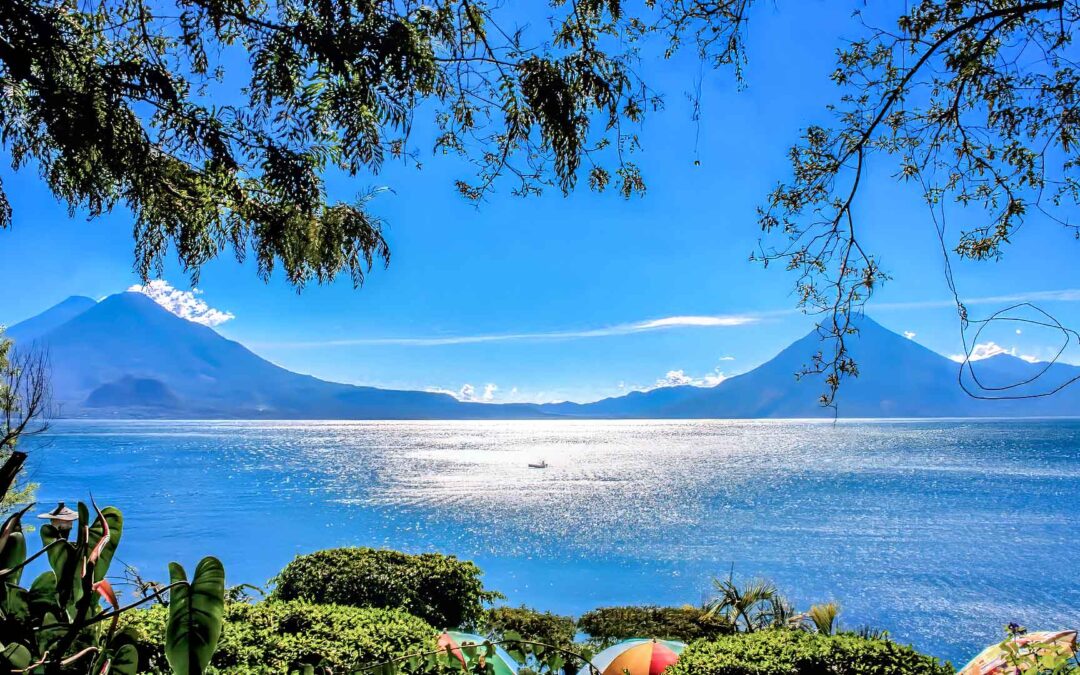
{"left": 0, "top": 582, "right": 29, "bottom": 624}
{"left": 39, "top": 525, "right": 79, "bottom": 611}
{"left": 0, "top": 642, "right": 32, "bottom": 670}
{"left": 87, "top": 506, "right": 123, "bottom": 582}
{"left": 109, "top": 643, "right": 140, "bottom": 675}
{"left": 0, "top": 530, "right": 25, "bottom": 584}
{"left": 165, "top": 557, "right": 225, "bottom": 675}
{"left": 28, "top": 571, "right": 59, "bottom": 615}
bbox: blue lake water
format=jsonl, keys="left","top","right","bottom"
{"left": 18, "top": 419, "right": 1080, "bottom": 665}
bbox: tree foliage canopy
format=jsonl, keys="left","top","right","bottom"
{"left": 751, "top": 0, "right": 1080, "bottom": 403}
{"left": 0, "top": 0, "right": 651, "bottom": 288}
{"left": 3, "top": 0, "right": 1078, "bottom": 401}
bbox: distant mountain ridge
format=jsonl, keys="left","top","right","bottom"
{"left": 6, "top": 293, "right": 550, "bottom": 419}
{"left": 541, "top": 317, "right": 1080, "bottom": 418}
{"left": 5, "top": 293, "right": 1079, "bottom": 418}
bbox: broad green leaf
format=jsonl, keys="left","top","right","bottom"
{"left": 0, "top": 531, "right": 25, "bottom": 585}
{"left": 87, "top": 506, "right": 123, "bottom": 582}
{"left": 109, "top": 643, "right": 140, "bottom": 675}
{"left": 28, "top": 571, "right": 59, "bottom": 616}
{"left": 76, "top": 502, "right": 90, "bottom": 547}
{"left": 166, "top": 557, "right": 225, "bottom": 675}
{"left": 36, "top": 611, "right": 66, "bottom": 654}
{"left": 0, "top": 642, "right": 31, "bottom": 670}
{"left": 1, "top": 583, "right": 29, "bottom": 623}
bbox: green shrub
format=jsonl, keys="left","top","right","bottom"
{"left": 666, "top": 630, "right": 953, "bottom": 675}
{"left": 578, "top": 606, "right": 730, "bottom": 646}
{"left": 485, "top": 606, "right": 578, "bottom": 651}
{"left": 122, "top": 600, "right": 437, "bottom": 673}
{"left": 272, "top": 547, "right": 500, "bottom": 628}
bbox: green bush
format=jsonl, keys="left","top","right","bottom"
{"left": 666, "top": 630, "right": 953, "bottom": 675}
{"left": 272, "top": 547, "right": 501, "bottom": 629}
{"left": 122, "top": 600, "right": 437, "bottom": 673}
{"left": 578, "top": 606, "right": 730, "bottom": 646}
{"left": 485, "top": 606, "right": 578, "bottom": 651}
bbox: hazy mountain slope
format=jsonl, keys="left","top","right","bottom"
{"left": 541, "top": 384, "right": 706, "bottom": 417}
{"left": 5, "top": 296, "right": 96, "bottom": 344}
{"left": 26, "top": 292, "right": 549, "bottom": 419}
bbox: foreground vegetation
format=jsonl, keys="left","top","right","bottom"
{"left": 5, "top": 466, "right": 1079, "bottom": 675}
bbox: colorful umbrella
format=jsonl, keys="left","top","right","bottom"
{"left": 438, "top": 631, "right": 520, "bottom": 675}
{"left": 959, "top": 630, "right": 1077, "bottom": 675}
{"left": 590, "top": 639, "right": 686, "bottom": 675}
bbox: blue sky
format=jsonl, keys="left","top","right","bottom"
{"left": 2, "top": 1, "right": 1080, "bottom": 403}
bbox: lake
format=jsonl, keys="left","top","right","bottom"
{"left": 18, "top": 418, "right": 1080, "bottom": 665}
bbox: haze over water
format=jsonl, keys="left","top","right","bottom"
{"left": 23, "top": 419, "right": 1080, "bottom": 665}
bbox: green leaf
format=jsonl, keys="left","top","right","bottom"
{"left": 28, "top": 571, "right": 58, "bottom": 618}
{"left": 76, "top": 502, "right": 90, "bottom": 547}
{"left": 0, "top": 531, "right": 25, "bottom": 585}
{"left": 36, "top": 611, "right": 66, "bottom": 654}
{"left": 87, "top": 506, "right": 123, "bottom": 581}
{"left": 1, "top": 583, "right": 30, "bottom": 623}
{"left": 0, "top": 642, "right": 31, "bottom": 670}
{"left": 109, "top": 643, "right": 140, "bottom": 675}
{"left": 38, "top": 528, "right": 78, "bottom": 612}
{"left": 507, "top": 647, "right": 527, "bottom": 664}
{"left": 166, "top": 557, "right": 226, "bottom": 675}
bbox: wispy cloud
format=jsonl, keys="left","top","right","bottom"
{"left": 876, "top": 288, "right": 1080, "bottom": 312}
{"left": 260, "top": 313, "right": 757, "bottom": 348}
{"left": 252, "top": 287, "right": 1080, "bottom": 350}
{"left": 128, "top": 280, "right": 234, "bottom": 327}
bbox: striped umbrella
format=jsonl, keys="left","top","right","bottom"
{"left": 438, "top": 631, "right": 520, "bottom": 675}
{"left": 959, "top": 630, "right": 1077, "bottom": 675}
{"left": 590, "top": 639, "right": 686, "bottom": 675}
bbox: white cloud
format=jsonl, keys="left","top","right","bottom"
{"left": 425, "top": 383, "right": 500, "bottom": 402}
{"left": 718, "top": 355, "right": 736, "bottom": 361}
{"left": 660, "top": 370, "right": 694, "bottom": 386}
{"left": 648, "top": 368, "right": 728, "bottom": 390}
{"left": 128, "top": 280, "right": 234, "bottom": 327}
{"left": 903, "top": 331, "right": 917, "bottom": 340}
{"left": 1019, "top": 354, "right": 1040, "bottom": 363}
{"left": 253, "top": 313, "right": 758, "bottom": 348}
{"left": 949, "top": 341, "right": 1015, "bottom": 362}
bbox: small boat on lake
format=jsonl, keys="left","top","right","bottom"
{"left": 528, "top": 460, "right": 548, "bottom": 469}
